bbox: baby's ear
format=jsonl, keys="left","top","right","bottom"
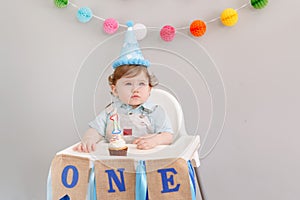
{"left": 111, "top": 85, "right": 118, "bottom": 96}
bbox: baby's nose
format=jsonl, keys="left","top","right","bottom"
{"left": 132, "top": 85, "right": 140, "bottom": 92}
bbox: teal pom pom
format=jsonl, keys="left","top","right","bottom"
{"left": 126, "top": 21, "right": 134, "bottom": 27}
{"left": 77, "top": 7, "right": 93, "bottom": 23}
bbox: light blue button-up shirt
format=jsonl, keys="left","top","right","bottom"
{"left": 89, "top": 100, "right": 173, "bottom": 138}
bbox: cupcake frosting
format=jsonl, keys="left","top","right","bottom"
{"left": 109, "top": 136, "right": 126, "bottom": 149}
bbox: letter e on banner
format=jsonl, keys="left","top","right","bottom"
{"left": 157, "top": 168, "right": 181, "bottom": 193}
{"left": 146, "top": 158, "right": 192, "bottom": 200}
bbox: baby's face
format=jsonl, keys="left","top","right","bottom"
{"left": 111, "top": 72, "right": 151, "bottom": 108}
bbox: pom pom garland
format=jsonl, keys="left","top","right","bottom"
{"left": 160, "top": 25, "right": 176, "bottom": 42}
{"left": 103, "top": 18, "right": 119, "bottom": 34}
{"left": 133, "top": 23, "right": 147, "bottom": 40}
{"left": 55, "top": 1, "right": 267, "bottom": 41}
{"left": 220, "top": 8, "right": 239, "bottom": 27}
{"left": 251, "top": 0, "right": 268, "bottom": 9}
{"left": 54, "top": 0, "right": 68, "bottom": 8}
{"left": 77, "top": 7, "right": 93, "bottom": 23}
{"left": 190, "top": 20, "right": 206, "bottom": 37}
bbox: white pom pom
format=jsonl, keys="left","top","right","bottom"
{"left": 133, "top": 23, "right": 147, "bottom": 40}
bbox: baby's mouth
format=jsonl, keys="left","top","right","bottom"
{"left": 131, "top": 95, "right": 140, "bottom": 98}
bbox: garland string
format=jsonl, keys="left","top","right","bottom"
{"left": 55, "top": 0, "right": 268, "bottom": 41}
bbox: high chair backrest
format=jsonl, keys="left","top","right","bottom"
{"left": 148, "top": 88, "right": 187, "bottom": 140}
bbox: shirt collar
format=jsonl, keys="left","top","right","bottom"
{"left": 117, "top": 100, "right": 156, "bottom": 112}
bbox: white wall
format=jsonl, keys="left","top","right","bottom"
{"left": 1, "top": 0, "right": 299, "bottom": 199}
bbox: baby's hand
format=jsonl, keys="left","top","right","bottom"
{"left": 72, "top": 128, "right": 102, "bottom": 153}
{"left": 73, "top": 140, "right": 96, "bottom": 153}
{"left": 133, "top": 135, "right": 158, "bottom": 150}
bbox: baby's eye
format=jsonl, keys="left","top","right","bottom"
{"left": 125, "top": 82, "right": 132, "bottom": 86}
{"left": 139, "top": 82, "right": 147, "bottom": 86}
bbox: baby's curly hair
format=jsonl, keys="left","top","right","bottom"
{"left": 108, "top": 65, "right": 158, "bottom": 87}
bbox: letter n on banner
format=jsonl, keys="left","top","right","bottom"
{"left": 50, "top": 154, "right": 90, "bottom": 200}
{"left": 94, "top": 159, "right": 135, "bottom": 199}
{"left": 146, "top": 158, "right": 192, "bottom": 200}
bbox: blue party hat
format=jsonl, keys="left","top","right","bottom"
{"left": 112, "top": 21, "right": 150, "bottom": 69}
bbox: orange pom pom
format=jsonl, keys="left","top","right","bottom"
{"left": 190, "top": 20, "right": 206, "bottom": 37}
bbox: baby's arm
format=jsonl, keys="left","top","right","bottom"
{"left": 133, "top": 132, "right": 173, "bottom": 150}
{"left": 73, "top": 128, "right": 104, "bottom": 153}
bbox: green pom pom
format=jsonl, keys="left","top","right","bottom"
{"left": 54, "top": 0, "right": 68, "bottom": 8}
{"left": 251, "top": 0, "right": 268, "bottom": 9}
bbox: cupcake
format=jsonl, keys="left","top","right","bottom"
{"left": 108, "top": 135, "right": 128, "bottom": 156}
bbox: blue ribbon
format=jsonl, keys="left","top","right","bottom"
{"left": 87, "top": 164, "right": 97, "bottom": 200}
{"left": 188, "top": 160, "right": 196, "bottom": 200}
{"left": 47, "top": 168, "right": 52, "bottom": 200}
{"left": 135, "top": 160, "right": 148, "bottom": 200}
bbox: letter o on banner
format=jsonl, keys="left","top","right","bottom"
{"left": 61, "top": 165, "right": 79, "bottom": 188}
{"left": 50, "top": 155, "right": 90, "bottom": 200}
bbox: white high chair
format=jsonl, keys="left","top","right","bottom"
{"left": 47, "top": 88, "right": 207, "bottom": 200}
{"left": 148, "top": 88, "right": 185, "bottom": 141}
{"left": 148, "top": 88, "right": 207, "bottom": 200}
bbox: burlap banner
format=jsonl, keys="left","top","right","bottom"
{"left": 94, "top": 159, "right": 136, "bottom": 200}
{"left": 50, "top": 154, "right": 90, "bottom": 200}
{"left": 146, "top": 158, "right": 192, "bottom": 200}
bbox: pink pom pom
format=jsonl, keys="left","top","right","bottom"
{"left": 103, "top": 18, "right": 119, "bottom": 34}
{"left": 160, "top": 25, "right": 175, "bottom": 42}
